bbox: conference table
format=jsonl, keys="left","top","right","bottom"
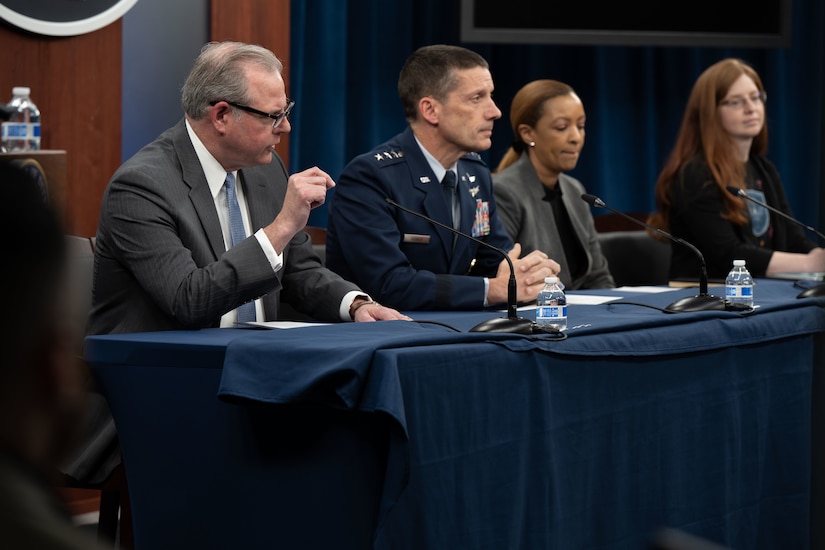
{"left": 84, "top": 279, "right": 825, "bottom": 549}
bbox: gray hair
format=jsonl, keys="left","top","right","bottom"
{"left": 181, "top": 41, "right": 283, "bottom": 119}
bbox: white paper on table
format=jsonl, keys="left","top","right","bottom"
{"left": 565, "top": 294, "right": 624, "bottom": 305}
{"left": 614, "top": 286, "right": 678, "bottom": 294}
{"left": 243, "top": 321, "right": 332, "bottom": 329}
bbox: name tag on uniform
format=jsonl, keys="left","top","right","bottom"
{"left": 403, "top": 233, "right": 431, "bottom": 244}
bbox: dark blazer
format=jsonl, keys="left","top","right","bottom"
{"left": 88, "top": 119, "right": 358, "bottom": 335}
{"left": 326, "top": 127, "right": 514, "bottom": 310}
{"left": 667, "top": 155, "right": 817, "bottom": 279}
{"left": 493, "top": 154, "right": 614, "bottom": 290}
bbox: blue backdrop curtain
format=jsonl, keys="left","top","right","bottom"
{"left": 291, "top": 0, "right": 824, "bottom": 233}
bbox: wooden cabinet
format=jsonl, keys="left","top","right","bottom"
{"left": 0, "top": 21, "right": 122, "bottom": 237}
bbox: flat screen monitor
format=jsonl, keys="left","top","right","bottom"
{"left": 460, "top": 0, "right": 792, "bottom": 48}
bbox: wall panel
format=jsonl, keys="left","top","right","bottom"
{"left": 210, "top": 0, "right": 291, "bottom": 169}
{"left": 0, "top": 20, "right": 122, "bottom": 236}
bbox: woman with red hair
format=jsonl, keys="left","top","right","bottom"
{"left": 648, "top": 58, "right": 824, "bottom": 280}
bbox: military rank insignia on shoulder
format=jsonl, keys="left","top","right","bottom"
{"left": 462, "top": 151, "right": 487, "bottom": 166}
{"left": 372, "top": 148, "right": 406, "bottom": 164}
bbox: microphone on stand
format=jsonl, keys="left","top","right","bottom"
{"left": 725, "top": 185, "right": 825, "bottom": 298}
{"left": 725, "top": 185, "right": 825, "bottom": 243}
{"left": 385, "top": 197, "right": 536, "bottom": 334}
{"left": 581, "top": 193, "right": 726, "bottom": 313}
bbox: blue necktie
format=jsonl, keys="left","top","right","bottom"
{"left": 441, "top": 170, "right": 459, "bottom": 229}
{"left": 224, "top": 172, "right": 256, "bottom": 324}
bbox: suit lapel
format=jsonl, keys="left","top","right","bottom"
{"left": 238, "top": 168, "right": 275, "bottom": 232}
{"left": 400, "top": 130, "right": 455, "bottom": 261}
{"left": 559, "top": 174, "right": 589, "bottom": 251}
{"left": 452, "top": 161, "right": 480, "bottom": 271}
{"left": 173, "top": 121, "right": 226, "bottom": 260}
{"left": 238, "top": 165, "right": 283, "bottom": 320}
{"left": 514, "top": 154, "right": 548, "bottom": 207}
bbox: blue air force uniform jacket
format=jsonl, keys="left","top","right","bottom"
{"left": 326, "top": 127, "right": 514, "bottom": 310}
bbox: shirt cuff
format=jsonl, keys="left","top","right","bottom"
{"left": 483, "top": 277, "right": 489, "bottom": 307}
{"left": 340, "top": 290, "right": 371, "bottom": 321}
{"left": 254, "top": 228, "right": 283, "bottom": 272}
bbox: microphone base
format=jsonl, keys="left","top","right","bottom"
{"left": 665, "top": 293, "right": 727, "bottom": 313}
{"left": 469, "top": 316, "right": 535, "bottom": 334}
{"left": 797, "top": 282, "right": 825, "bottom": 299}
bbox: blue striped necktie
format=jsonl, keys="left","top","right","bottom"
{"left": 224, "top": 172, "right": 256, "bottom": 324}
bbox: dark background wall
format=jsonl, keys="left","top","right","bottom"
{"left": 2, "top": 0, "right": 820, "bottom": 235}
{"left": 287, "top": 0, "right": 824, "bottom": 230}
{"left": 121, "top": 0, "right": 208, "bottom": 161}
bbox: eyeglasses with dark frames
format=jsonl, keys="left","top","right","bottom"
{"left": 211, "top": 98, "right": 295, "bottom": 128}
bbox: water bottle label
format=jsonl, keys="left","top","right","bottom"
{"left": 726, "top": 285, "right": 753, "bottom": 298}
{"left": 537, "top": 305, "right": 567, "bottom": 319}
{"left": 1, "top": 122, "right": 40, "bottom": 139}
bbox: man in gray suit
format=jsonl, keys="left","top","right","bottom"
{"left": 88, "top": 41, "right": 408, "bottom": 335}
{"left": 71, "top": 42, "right": 408, "bottom": 485}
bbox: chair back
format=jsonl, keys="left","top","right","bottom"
{"left": 65, "top": 235, "right": 94, "bottom": 353}
{"left": 597, "top": 230, "right": 671, "bottom": 286}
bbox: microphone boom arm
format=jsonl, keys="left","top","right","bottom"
{"left": 581, "top": 193, "right": 725, "bottom": 312}
{"left": 725, "top": 185, "right": 825, "bottom": 244}
{"left": 725, "top": 185, "right": 825, "bottom": 299}
{"left": 386, "top": 198, "right": 532, "bottom": 331}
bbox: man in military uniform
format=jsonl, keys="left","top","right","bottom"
{"left": 326, "top": 44, "right": 560, "bottom": 310}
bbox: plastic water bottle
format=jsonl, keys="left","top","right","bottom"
{"left": 725, "top": 259, "right": 754, "bottom": 308}
{"left": 536, "top": 276, "right": 567, "bottom": 331}
{"left": 1, "top": 87, "right": 41, "bottom": 152}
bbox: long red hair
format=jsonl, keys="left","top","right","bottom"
{"left": 648, "top": 58, "right": 768, "bottom": 232}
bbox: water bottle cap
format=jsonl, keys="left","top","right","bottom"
{"left": 544, "top": 276, "right": 558, "bottom": 284}
{"left": 12, "top": 86, "right": 30, "bottom": 96}
{"left": 733, "top": 259, "right": 746, "bottom": 267}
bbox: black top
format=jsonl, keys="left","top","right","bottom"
{"left": 667, "top": 155, "right": 816, "bottom": 279}
{"left": 544, "top": 183, "right": 586, "bottom": 283}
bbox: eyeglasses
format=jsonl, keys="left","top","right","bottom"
{"left": 212, "top": 98, "right": 295, "bottom": 128}
{"left": 719, "top": 91, "right": 767, "bottom": 110}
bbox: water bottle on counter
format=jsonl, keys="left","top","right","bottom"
{"left": 725, "top": 259, "right": 754, "bottom": 309}
{"left": 1, "top": 87, "right": 41, "bottom": 152}
{"left": 536, "top": 276, "right": 567, "bottom": 331}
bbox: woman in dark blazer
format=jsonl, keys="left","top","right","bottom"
{"left": 493, "top": 80, "right": 614, "bottom": 290}
{"left": 648, "top": 58, "right": 824, "bottom": 280}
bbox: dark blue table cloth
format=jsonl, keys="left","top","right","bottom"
{"left": 86, "top": 279, "right": 825, "bottom": 549}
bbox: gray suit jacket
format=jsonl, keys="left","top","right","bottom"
{"left": 88, "top": 119, "right": 358, "bottom": 335}
{"left": 493, "top": 154, "right": 614, "bottom": 290}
